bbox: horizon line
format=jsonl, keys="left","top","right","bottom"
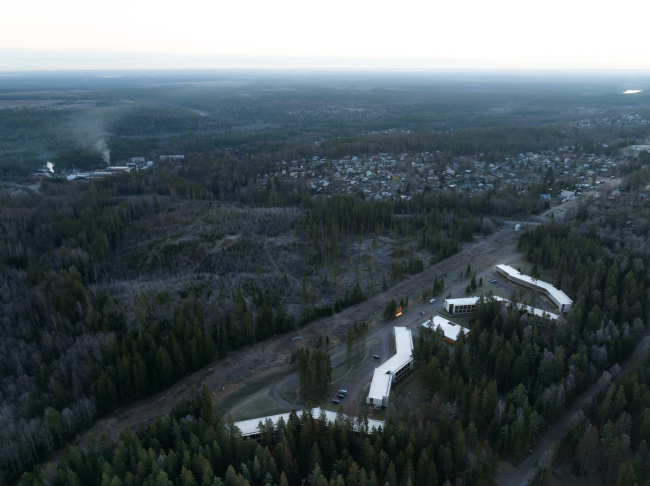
{"left": 1, "top": 49, "right": 650, "bottom": 73}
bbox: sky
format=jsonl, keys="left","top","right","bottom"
{"left": 2, "top": 0, "right": 650, "bottom": 70}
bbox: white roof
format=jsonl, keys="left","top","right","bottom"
{"left": 234, "top": 407, "right": 384, "bottom": 437}
{"left": 422, "top": 316, "right": 470, "bottom": 342}
{"left": 445, "top": 297, "right": 480, "bottom": 306}
{"left": 367, "top": 327, "right": 414, "bottom": 403}
{"left": 492, "top": 296, "right": 559, "bottom": 320}
{"left": 394, "top": 326, "right": 413, "bottom": 355}
{"left": 447, "top": 295, "right": 559, "bottom": 320}
{"left": 376, "top": 353, "right": 413, "bottom": 375}
{"left": 495, "top": 264, "right": 572, "bottom": 307}
{"left": 367, "top": 368, "right": 392, "bottom": 403}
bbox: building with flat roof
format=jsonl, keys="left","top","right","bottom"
{"left": 234, "top": 407, "right": 384, "bottom": 441}
{"left": 493, "top": 264, "right": 573, "bottom": 313}
{"left": 366, "top": 326, "right": 414, "bottom": 410}
{"left": 421, "top": 316, "right": 470, "bottom": 344}
{"left": 444, "top": 297, "right": 481, "bottom": 314}
{"left": 444, "top": 296, "right": 560, "bottom": 323}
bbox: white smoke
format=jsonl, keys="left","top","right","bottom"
{"left": 95, "top": 140, "right": 110, "bottom": 166}
{"left": 46, "top": 162, "right": 54, "bottom": 173}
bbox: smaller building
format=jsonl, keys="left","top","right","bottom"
{"left": 444, "top": 297, "right": 479, "bottom": 314}
{"left": 421, "top": 316, "right": 470, "bottom": 345}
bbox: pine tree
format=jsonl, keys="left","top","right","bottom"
{"left": 575, "top": 425, "right": 599, "bottom": 475}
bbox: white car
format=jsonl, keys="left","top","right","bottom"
{"left": 429, "top": 298, "right": 437, "bottom": 304}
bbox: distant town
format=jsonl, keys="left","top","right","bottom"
{"left": 250, "top": 140, "right": 650, "bottom": 205}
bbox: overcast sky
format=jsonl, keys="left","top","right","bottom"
{"left": 3, "top": 0, "right": 650, "bottom": 70}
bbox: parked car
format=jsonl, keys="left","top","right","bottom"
{"left": 373, "top": 354, "right": 380, "bottom": 359}
{"left": 332, "top": 399, "right": 340, "bottom": 404}
{"left": 429, "top": 298, "right": 437, "bottom": 304}
{"left": 419, "top": 311, "right": 428, "bottom": 315}
{"left": 338, "top": 393, "right": 345, "bottom": 399}
{"left": 490, "top": 279, "right": 497, "bottom": 284}
{"left": 339, "top": 389, "right": 348, "bottom": 395}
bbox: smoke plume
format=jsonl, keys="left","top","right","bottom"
{"left": 95, "top": 140, "right": 110, "bottom": 166}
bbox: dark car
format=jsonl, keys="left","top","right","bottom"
{"left": 490, "top": 279, "right": 497, "bottom": 284}
{"left": 373, "top": 354, "right": 380, "bottom": 359}
{"left": 338, "top": 393, "right": 345, "bottom": 399}
{"left": 332, "top": 399, "right": 340, "bottom": 404}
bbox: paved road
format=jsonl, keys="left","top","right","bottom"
{"left": 497, "top": 333, "right": 650, "bottom": 486}
{"left": 267, "top": 248, "right": 527, "bottom": 413}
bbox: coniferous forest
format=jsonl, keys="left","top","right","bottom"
{"left": 1, "top": 71, "right": 650, "bottom": 485}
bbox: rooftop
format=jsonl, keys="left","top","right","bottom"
{"left": 234, "top": 407, "right": 384, "bottom": 437}
{"left": 367, "top": 369, "right": 393, "bottom": 403}
{"left": 445, "top": 296, "right": 560, "bottom": 320}
{"left": 444, "top": 297, "right": 481, "bottom": 306}
{"left": 394, "top": 326, "right": 413, "bottom": 355}
{"left": 492, "top": 296, "right": 560, "bottom": 320}
{"left": 422, "top": 316, "right": 470, "bottom": 342}
{"left": 495, "top": 264, "right": 573, "bottom": 307}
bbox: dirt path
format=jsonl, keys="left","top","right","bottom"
{"left": 63, "top": 228, "right": 517, "bottom": 451}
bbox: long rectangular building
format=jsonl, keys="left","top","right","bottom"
{"left": 234, "top": 407, "right": 384, "bottom": 441}
{"left": 366, "top": 326, "right": 414, "bottom": 410}
{"left": 443, "top": 296, "right": 560, "bottom": 323}
{"left": 494, "top": 264, "right": 573, "bottom": 313}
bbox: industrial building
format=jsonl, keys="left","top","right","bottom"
{"left": 421, "top": 316, "right": 471, "bottom": 345}
{"left": 366, "top": 327, "right": 414, "bottom": 410}
{"left": 493, "top": 264, "right": 573, "bottom": 313}
{"left": 443, "top": 296, "right": 559, "bottom": 323}
{"left": 234, "top": 407, "right": 384, "bottom": 442}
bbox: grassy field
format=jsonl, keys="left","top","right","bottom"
{"left": 484, "top": 281, "right": 515, "bottom": 299}
{"left": 215, "top": 367, "right": 294, "bottom": 416}
{"left": 231, "top": 395, "right": 289, "bottom": 421}
{"left": 279, "top": 387, "right": 297, "bottom": 405}
{"left": 331, "top": 361, "right": 349, "bottom": 382}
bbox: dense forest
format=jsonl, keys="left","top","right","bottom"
{"left": 18, "top": 384, "right": 498, "bottom": 486}
{"left": 413, "top": 221, "right": 649, "bottom": 471}
{"left": 2, "top": 72, "right": 650, "bottom": 485}
{"left": 2, "top": 165, "right": 650, "bottom": 483}
{"left": 0, "top": 167, "right": 489, "bottom": 483}
{"left": 561, "top": 347, "right": 650, "bottom": 484}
